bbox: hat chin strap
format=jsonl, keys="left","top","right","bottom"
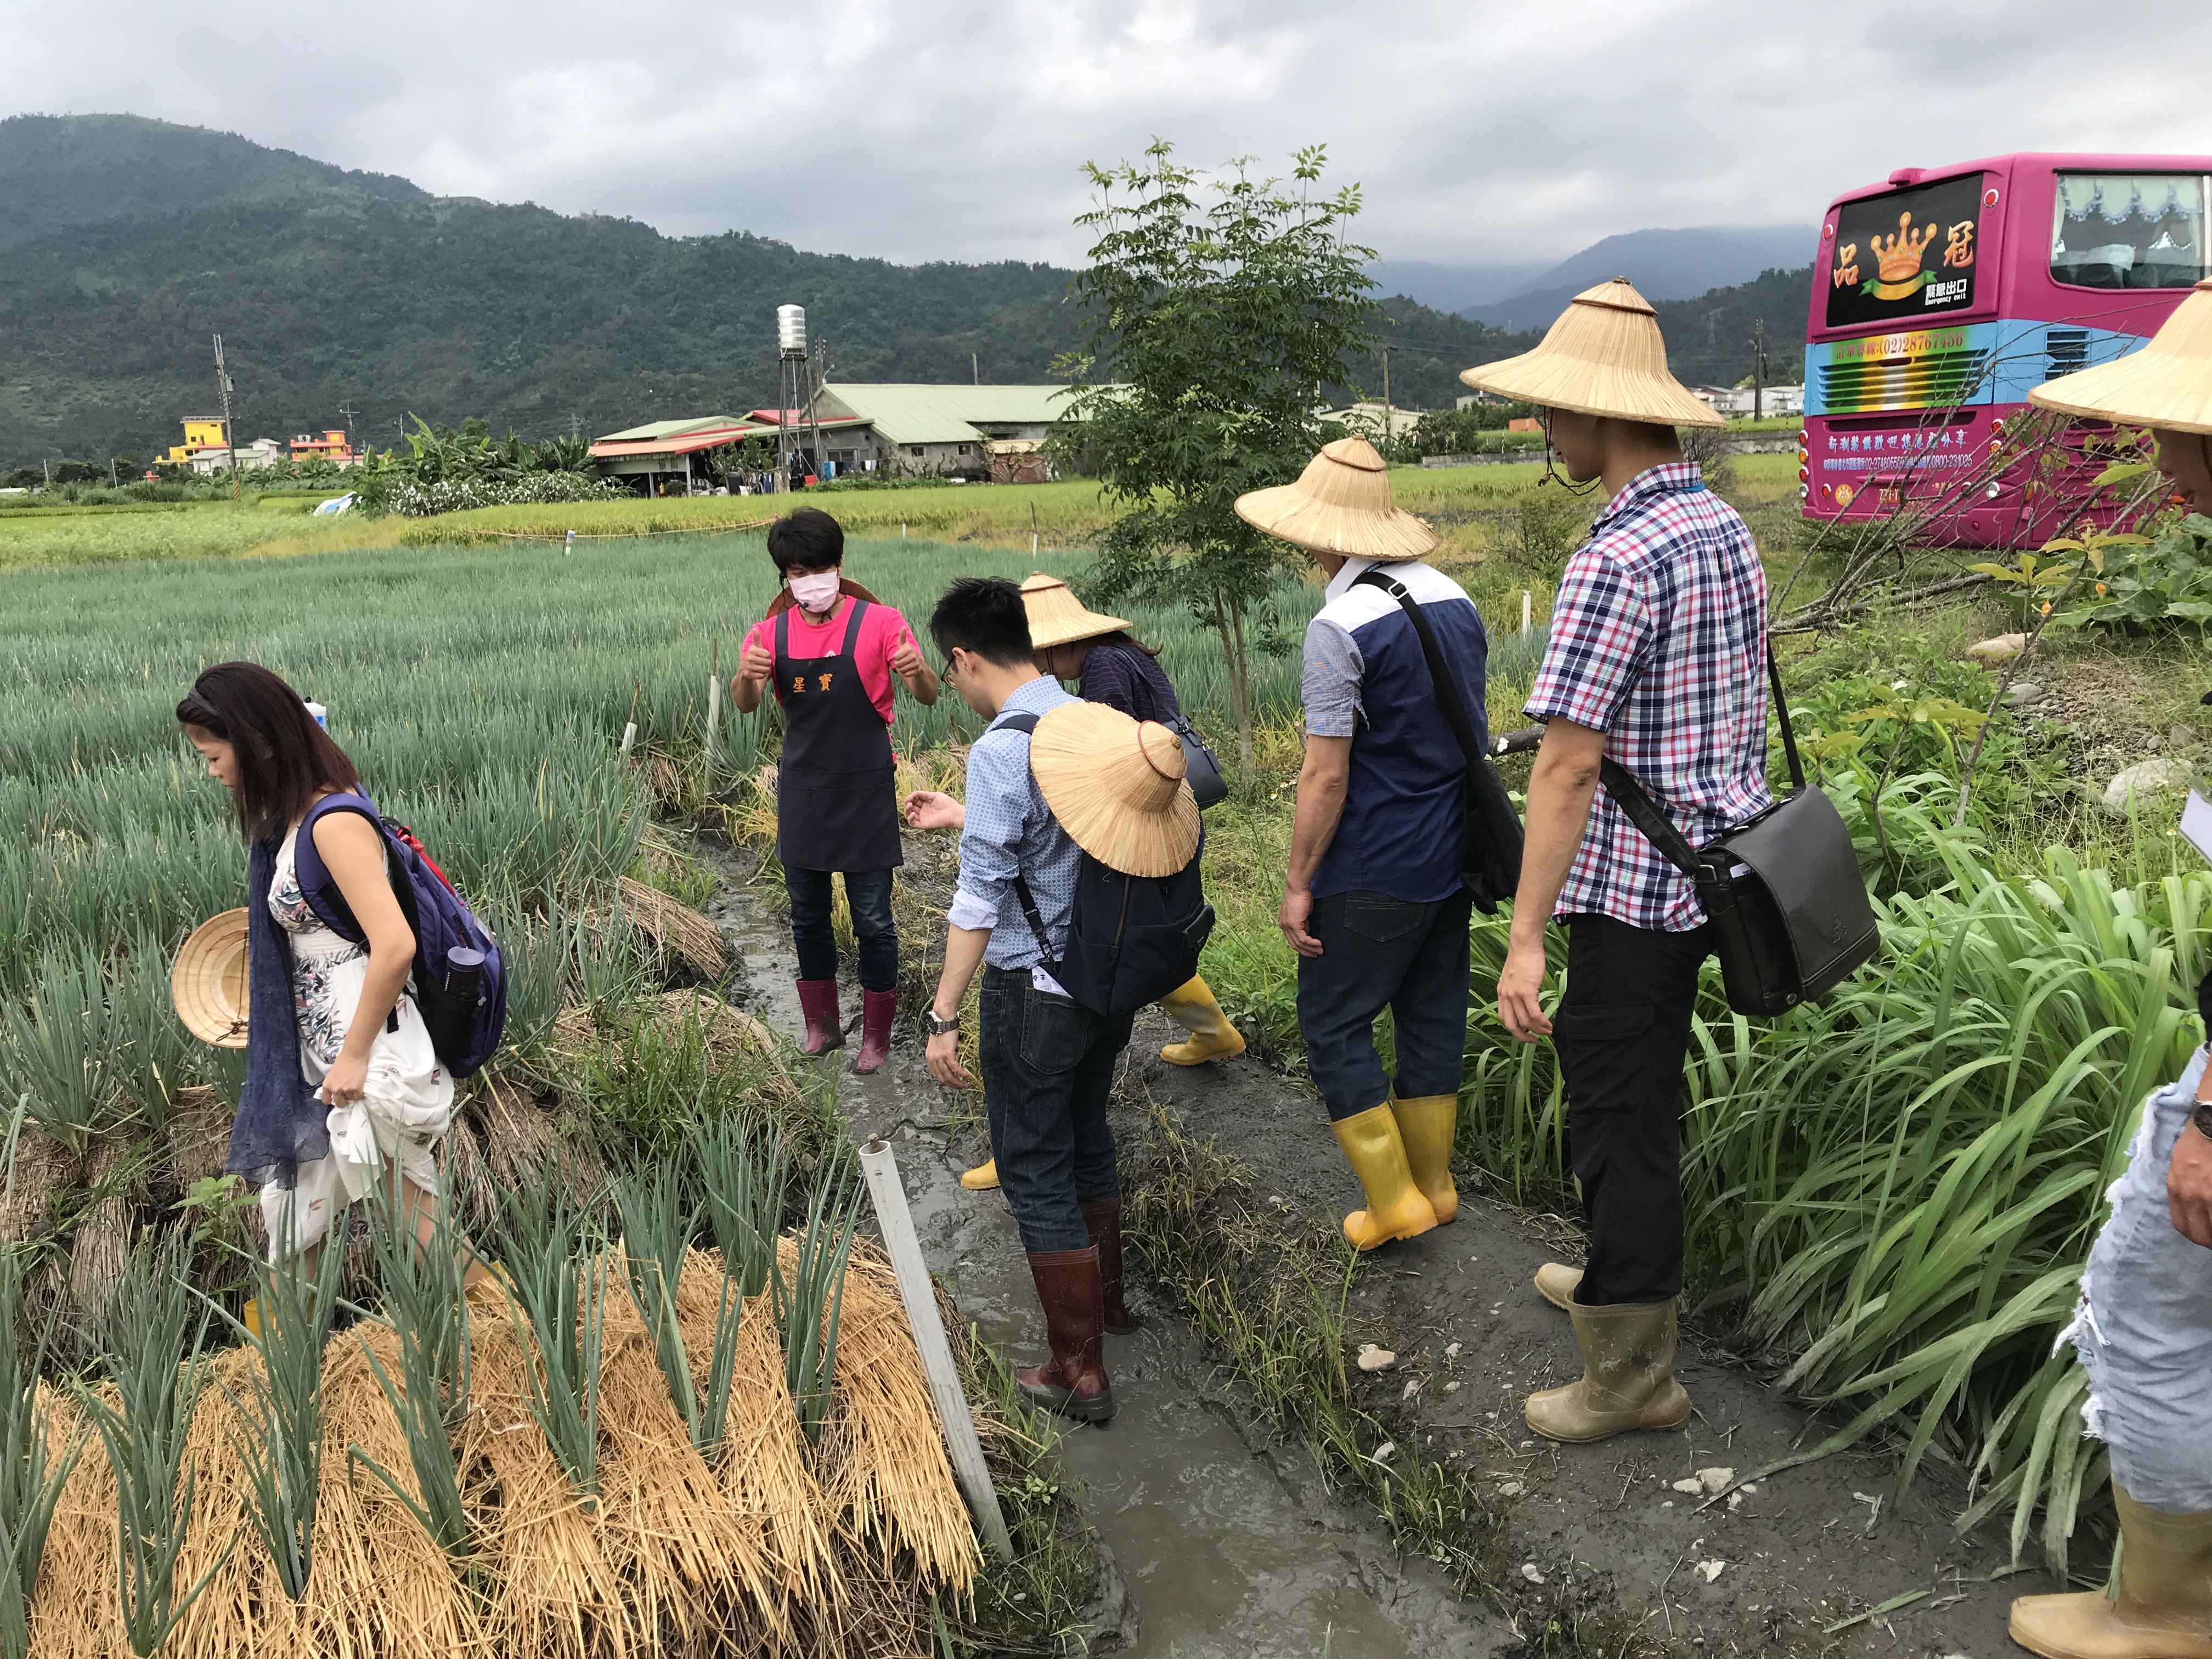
{"left": 1537, "top": 432, "right": 1601, "bottom": 497}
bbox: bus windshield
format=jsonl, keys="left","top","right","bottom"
{"left": 2051, "top": 173, "right": 2208, "bottom": 289}
{"left": 1825, "top": 173, "right": 1984, "bottom": 331}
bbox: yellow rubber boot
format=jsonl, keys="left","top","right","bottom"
{"left": 241, "top": 1296, "right": 266, "bottom": 1340}
{"left": 961, "top": 1158, "right": 1000, "bottom": 1192}
{"left": 1388, "top": 1094, "right": 1458, "bottom": 1225}
{"left": 1328, "top": 1104, "right": 1438, "bottom": 1251}
{"left": 1159, "top": 977, "right": 1246, "bottom": 1066}
{"left": 2009, "top": 1486, "right": 2212, "bottom": 1659}
{"left": 1525, "top": 1299, "right": 1692, "bottom": 1442}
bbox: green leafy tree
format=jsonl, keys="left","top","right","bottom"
{"left": 1058, "top": 140, "right": 1381, "bottom": 781}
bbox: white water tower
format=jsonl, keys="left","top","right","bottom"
{"left": 777, "top": 304, "right": 808, "bottom": 354}
{"left": 773, "top": 304, "right": 825, "bottom": 493}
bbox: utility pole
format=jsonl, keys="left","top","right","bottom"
{"left": 109, "top": 456, "right": 117, "bottom": 488}
{"left": 972, "top": 352, "right": 979, "bottom": 387}
{"left": 1381, "top": 347, "right": 1391, "bottom": 446}
{"left": 337, "top": 402, "right": 358, "bottom": 442}
{"left": 1752, "top": 319, "right": 1767, "bottom": 421}
{"left": 213, "top": 334, "right": 242, "bottom": 505}
{"left": 569, "top": 411, "right": 582, "bottom": 442}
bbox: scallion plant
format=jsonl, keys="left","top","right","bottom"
{"left": 772, "top": 1152, "right": 861, "bottom": 1445}
{"left": 0, "top": 1250, "right": 78, "bottom": 1659}
{"left": 495, "top": 1172, "right": 606, "bottom": 1502}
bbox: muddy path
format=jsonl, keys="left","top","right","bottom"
{"left": 695, "top": 831, "right": 1493, "bottom": 1657}
{"left": 693, "top": 825, "right": 2061, "bottom": 1656}
{"left": 1121, "top": 1036, "right": 2066, "bottom": 1658}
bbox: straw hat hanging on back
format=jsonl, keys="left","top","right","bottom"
{"left": 2032, "top": 279, "right": 2212, "bottom": 433}
{"left": 1026, "top": 702, "right": 1200, "bottom": 878}
{"left": 1021, "top": 571, "right": 1133, "bottom": 650}
{"left": 1233, "top": 435, "right": 1438, "bottom": 562}
{"left": 1459, "top": 277, "right": 1724, "bottom": 429}
{"left": 172, "top": 907, "right": 251, "bottom": 1047}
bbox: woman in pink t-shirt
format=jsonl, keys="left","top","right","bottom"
{"left": 732, "top": 509, "right": 938, "bottom": 1070}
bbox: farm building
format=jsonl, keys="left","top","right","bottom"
{"left": 588, "top": 384, "right": 1086, "bottom": 493}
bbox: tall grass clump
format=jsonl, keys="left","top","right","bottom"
{"left": 71, "top": 1238, "right": 223, "bottom": 1657}
{"left": 495, "top": 1173, "right": 608, "bottom": 1502}
{"left": 0, "top": 1253, "right": 77, "bottom": 1658}
{"left": 221, "top": 1197, "right": 346, "bottom": 1600}
{"left": 612, "top": 1158, "right": 736, "bottom": 1457}
{"left": 1459, "top": 809, "right": 2207, "bottom": 1575}
{"left": 349, "top": 1174, "right": 476, "bottom": 1559}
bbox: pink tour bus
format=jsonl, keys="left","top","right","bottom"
{"left": 1801, "top": 153, "right": 2212, "bottom": 547}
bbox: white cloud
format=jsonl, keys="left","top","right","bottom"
{"left": 10, "top": 0, "right": 2212, "bottom": 268}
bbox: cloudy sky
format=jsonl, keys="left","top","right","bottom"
{"left": 11, "top": 0, "right": 2212, "bottom": 269}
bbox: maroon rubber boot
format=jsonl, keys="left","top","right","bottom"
{"left": 1015, "top": 1245, "right": 1115, "bottom": 1424}
{"left": 855, "top": 988, "right": 895, "bottom": 1074}
{"left": 795, "top": 978, "right": 843, "bottom": 1056}
{"left": 1080, "top": 1195, "right": 1141, "bottom": 1335}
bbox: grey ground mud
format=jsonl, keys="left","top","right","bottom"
{"left": 696, "top": 826, "right": 2064, "bottom": 1656}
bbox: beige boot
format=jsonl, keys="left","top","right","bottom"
{"left": 960, "top": 1158, "right": 1000, "bottom": 1192}
{"left": 2009, "top": 1486, "right": 2212, "bottom": 1659}
{"left": 1159, "top": 975, "right": 1246, "bottom": 1066}
{"left": 1534, "top": 1263, "right": 1583, "bottom": 1310}
{"left": 1328, "top": 1104, "right": 1438, "bottom": 1251}
{"left": 1389, "top": 1094, "right": 1458, "bottom": 1224}
{"left": 1525, "top": 1298, "right": 1691, "bottom": 1442}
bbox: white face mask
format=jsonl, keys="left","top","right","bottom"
{"left": 788, "top": 571, "right": 840, "bottom": 613}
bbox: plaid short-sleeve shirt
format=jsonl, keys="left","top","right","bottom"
{"left": 1525, "top": 463, "right": 1770, "bottom": 932}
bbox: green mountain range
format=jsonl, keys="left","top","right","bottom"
{"left": 0, "top": 114, "right": 1810, "bottom": 471}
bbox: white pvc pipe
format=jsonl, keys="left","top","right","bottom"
{"left": 856, "top": 1137, "right": 1014, "bottom": 1564}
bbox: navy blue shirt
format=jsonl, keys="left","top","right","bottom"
{"left": 1302, "top": 558, "right": 1489, "bottom": 903}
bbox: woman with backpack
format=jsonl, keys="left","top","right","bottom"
{"left": 910, "top": 572, "right": 1243, "bottom": 1193}
{"left": 178, "top": 662, "right": 483, "bottom": 1309}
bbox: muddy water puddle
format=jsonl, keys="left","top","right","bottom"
{"left": 702, "top": 854, "right": 1485, "bottom": 1656}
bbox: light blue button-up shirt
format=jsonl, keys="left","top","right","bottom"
{"left": 947, "top": 676, "right": 1083, "bottom": 978}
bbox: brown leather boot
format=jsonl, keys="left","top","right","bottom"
{"left": 1080, "top": 1195, "right": 1141, "bottom": 1335}
{"left": 1015, "top": 1246, "right": 1115, "bottom": 1424}
{"left": 795, "top": 978, "right": 842, "bottom": 1055}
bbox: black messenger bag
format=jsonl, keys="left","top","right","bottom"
{"left": 1600, "top": 648, "right": 1879, "bottom": 1018}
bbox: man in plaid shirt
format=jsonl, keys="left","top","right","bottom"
{"left": 1464, "top": 277, "right": 1768, "bottom": 1446}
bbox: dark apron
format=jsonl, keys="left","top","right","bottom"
{"left": 773, "top": 599, "right": 902, "bottom": 872}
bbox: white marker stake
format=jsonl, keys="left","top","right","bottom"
{"left": 619, "top": 721, "right": 637, "bottom": 755}
{"left": 856, "top": 1138, "right": 1013, "bottom": 1564}
{"left": 1521, "top": 589, "right": 1532, "bottom": 636}
{"left": 1031, "top": 533, "right": 1038, "bottom": 557}
{"left": 706, "top": 641, "right": 722, "bottom": 783}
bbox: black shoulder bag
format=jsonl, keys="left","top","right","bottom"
{"left": 1353, "top": 570, "right": 1524, "bottom": 912}
{"left": 1599, "top": 647, "right": 1880, "bottom": 1017}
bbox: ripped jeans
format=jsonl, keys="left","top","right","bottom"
{"left": 2066, "top": 1046, "right": 2212, "bottom": 1511}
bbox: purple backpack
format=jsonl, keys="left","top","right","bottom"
{"left": 292, "top": 792, "right": 507, "bottom": 1077}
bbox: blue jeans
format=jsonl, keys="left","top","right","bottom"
{"left": 2069, "top": 1046, "right": 2212, "bottom": 1511}
{"left": 979, "top": 966, "right": 1134, "bottom": 1251}
{"left": 1296, "top": 889, "right": 1472, "bottom": 1121}
{"left": 784, "top": 866, "right": 897, "bottom": 992}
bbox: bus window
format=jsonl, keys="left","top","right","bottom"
{"left": 2050, "top": 174, "right": 2207, "bottom": 290}
{"left": 1826, "top": 173, "right": 1985, "bottom": 331}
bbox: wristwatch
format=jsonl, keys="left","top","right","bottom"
{"left": 2193, "top": 1101, "right": 2212, "bottom": 1143}
{"left": 923, "top": 1007, "right": 961, "bottom": 1038}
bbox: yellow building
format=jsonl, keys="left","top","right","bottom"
{"left": 163, "top": 418, "right": 228, "bottom": 465}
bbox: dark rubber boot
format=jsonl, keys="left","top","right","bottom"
{"left": 1080, "top": 1195, "right": 1141, "bottom": 1335}
{"left": 795, "top": 978, "right": 843, "bottom": 1056}
{"left": 854, "top": 988, "right": 895, "bottom": 1074}
{"left": 1014, "top": 1246, "right": 1115, "bottom": 1424}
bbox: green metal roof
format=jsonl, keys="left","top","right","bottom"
{"left": 810, "top": 384, "right": 1080, "bottom": 445}
{"left": 594, "top": 415, "right": 747, "bottom": 443}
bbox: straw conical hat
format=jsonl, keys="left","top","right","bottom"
{"left": 1021, "top": 572, "right": 1132, "bottom": 650}
{"left": 1233, "top": 436, "right": 1438, "bottom": 562}
{"left": 172, "top": 907, "right": 251, "bottom": 1047}
{"left": 1027, "top": 702, "right": 1201, "bottom": 878}
{"left": 2030, "top": 280, "right": 2212, "bottom": 435}
{"left": 1458, "top": 277, "right": 1724, "bottom": 429}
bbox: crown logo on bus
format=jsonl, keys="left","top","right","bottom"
{"left": 1870, "top": 212, "right": 1940, "bottom": 284}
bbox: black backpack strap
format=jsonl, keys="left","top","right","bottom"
{"left": 1598, "top": 634, "right": 1799, "bottom": 874}
{"left": 980, "top": 710, "right": 1056, "bottom": 956}
{"left": 1353, "top": 569, "right": 1485, "bottom": 774}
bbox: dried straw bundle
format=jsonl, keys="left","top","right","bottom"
{"left": 438, "top": 1110, "right": 500, "bottom": 1241}
{"left": 594, "top": 1267, "right": 780, "bottom": 1651}
{"left": 26, "top": 1383, "right": 126, "bottom": 1658}
{"left": 1, "top": 1130, "right": 76, "bottom": 1248}
{"left": 473, "top": 1073, "right": 605, "bottom": 1210}
{"left": 805, "top": 1244, "right": 976, "bottom": 1596}
{"left": 673, "top": 1258, "right": 838, "bottom": 1626}
{"left": 160, "top": 1085, "right": 230, "bottom": 1194}
{"left": 66, "top": 1130, "right": 137, "bottom": 1337}
{"left": 616, "top": 878, "right": 729, "bottom": 982}
{"left": 460, "top": 1281, "right": 633, "bottom": 1658}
